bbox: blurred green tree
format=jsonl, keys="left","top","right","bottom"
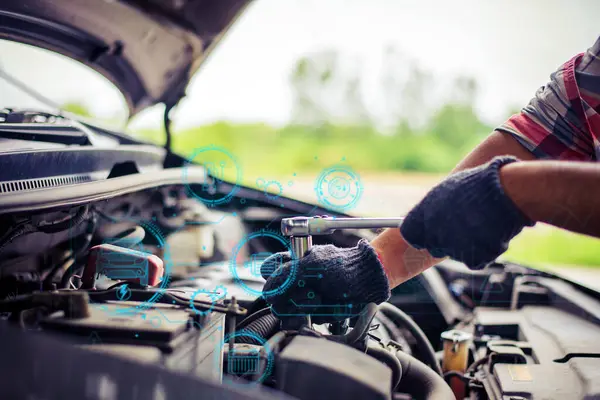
{"left": 426, "top": 76, "right": 489, "bottom": 149}
{"left": 289, "top": 50, "right": 371, "bottom": 128}
{"left": 380, "top": 46, "right": 435, "bottom": 134}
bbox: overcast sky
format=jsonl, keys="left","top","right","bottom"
{"left": 1, "top": 0, "right": 599, "bottom": 130}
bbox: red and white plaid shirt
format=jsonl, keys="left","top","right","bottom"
{"left": 497, "top": 36, "right": 600, "bottom": 161}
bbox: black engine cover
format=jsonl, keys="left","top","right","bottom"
{"left": 276, "top": 335, "right": 392, "bottom": 400}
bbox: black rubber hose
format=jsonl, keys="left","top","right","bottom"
{"left": 326, "top": 303, "right": 379, "bottom": 345}
{"left": 236, "top": 307, "right": 273, "bottom": 331}
{"left": 106, "top": 225, "right": 145, "bottom": 248}
{"left": 37, "top": 206, "right": 89, "bottom": 234}
{"left": 366, "top": 345, "right": 402, "bottom": 390}
{"left": 237, "top": 313, "right": 280, "bottom": 345}
{"left": 0, "top": 222, "right": 36, "bottom": 253}
{"left": 58, "top": 214, "right": 97, "bottom": 289}
{"left": 378, "top": 302, "right": 443, "bottom": 376}
{"left": 246, "top": 297, "right": 268, "bottom": 316}
{"left": 376, "top": 311, "right": 412, "bottom": 355}
{"left": 394, "top": 350, "right": 454, "bottom": 400}
{"left": 376, "top": 311, "right": 403, "bottom": 343}
{"left": 343, "top": 302, "right": 378, "bottom": 345}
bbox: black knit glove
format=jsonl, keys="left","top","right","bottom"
{"left": 400, "top": 156, "right": 535, "bottom": 269}
{"left": 260, "top": 239, "right": 390, "bottom": 324}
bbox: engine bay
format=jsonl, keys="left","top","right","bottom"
{"left": 1, "top": 178, "right": 600, "bottom": 400}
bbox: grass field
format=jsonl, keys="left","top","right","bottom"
{"left": 502, "top": 225, "right": 600, "bottom": 269}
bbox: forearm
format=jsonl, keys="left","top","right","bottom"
{"left": 500, "top": 161, "right": 600, "bottom": 237}
{"left": 371, "top": 130, "right": 535, "bottom": 288}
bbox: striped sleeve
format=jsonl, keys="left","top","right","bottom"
{"left": 496, "top": 36, "right": 600, "bottom": 161}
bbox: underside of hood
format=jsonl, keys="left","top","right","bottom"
{"left": 0, "top": 0, "right": 253, "bottom": 116}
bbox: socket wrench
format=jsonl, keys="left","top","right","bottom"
{"left": 278, "top": 216, "right": 404, "bottom": 327}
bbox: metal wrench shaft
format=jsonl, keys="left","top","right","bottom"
{"left": 281, "top": 216, "right": 404, "bottom": 257}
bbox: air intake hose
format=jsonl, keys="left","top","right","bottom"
{"left": 394, "top": 350, "right": 454, "bottom": 400}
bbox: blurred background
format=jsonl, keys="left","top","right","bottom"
{"left": 1, "top": 0, "right": 599, "bottom": 278}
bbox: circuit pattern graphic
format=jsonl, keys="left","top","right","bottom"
{"left": 189, "top": 285, "right": 228, "bottom": 316}
{"left": 268, "top": 259, "right": 365, "bottom": 320}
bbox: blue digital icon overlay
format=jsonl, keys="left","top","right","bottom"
{"left": 228, "top": 346, "right": 261, "bottom": 375}
{"left": 256, "top": 178, "right": 284, "bottom": 201}
{"left": 268, "top": 254, "right": 365, "bottom": 319}
{"left": 68, "top": 204, "right": 173, "bottom": 316}
{"left": 97, "top": 221, "right": 173, "bottom": 316}
{"left": 182, "top": 145, "right": 243, "bottom": 206}
{"left": 230, "top": 230, "right": 298, "bottom": 297}
{"left": 138, "top": 312, "right": 163, "bottom": 328}
{"left": 116, "top": 284, "right": 132, "bottom": 301}
{"left": 96, "top": 242, "right": 151, "bottom": 286}
{"left": 244, "top": 252, "right": 283, "bottom": 278}
{"left": 189, "top": 285, "right": 228, "bottom": 316}
{"left": 314, "top": 165, "right": 363, "bottom": 211}
{"left": 216, "top": 330, "right": 275, "bottom": 386}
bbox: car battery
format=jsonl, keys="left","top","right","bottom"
{"left": 40, "top": 299, "right": 225, "bottom": 382}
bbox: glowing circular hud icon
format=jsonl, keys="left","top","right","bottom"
{"left": 256, "top": 178, "right": 284, "bottom": 200}
{"left": 212, "top": 284, "right": 228, "bottom": 301}
{"left": 264, "top": 181, "right": 284, "bottom": 200}
{"left": 216, "top": 330, "right": 275, "bottom": 386}
{"left": 328, "top": 176, "right": 351, "bottom": 199}
{"left": 315, "top": 165, "right": 363, "bottom": 211}
{"left": 115, "top": 284, "right": 132, "bottom": 301}
{"left": 182, "top": 145, "right": 242, "bottom": 206}
{"left": 229, "top": 230, "right": 298, "bottom": 297}
{"left": 189, "top": 288, "right": 216, "bottom": 316}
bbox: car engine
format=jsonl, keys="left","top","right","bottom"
{"left": 1, "top": 175, "right": 600, "bottom": 400}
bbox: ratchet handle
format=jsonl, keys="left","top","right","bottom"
{"left": 282, "top": 216, "right": 404, "bottom": 237}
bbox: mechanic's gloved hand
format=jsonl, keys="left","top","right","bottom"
{"left": 400, "top": 156, "right": 535, "bottom": 269}
{"left": 260, "top": 239, "right": 390, "bottom": 324}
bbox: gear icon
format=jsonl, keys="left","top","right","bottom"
{"left": 256, "top": 179, "right": 284, "bottom": 201}
{"left": 211, "top": 285, "right": 228, "bottom": 301}
{"left": 189, "top": 288, "right": 216, "bottom": 316}
{"left": 264, "top": 181, "right": 284, "bottom": 200}
{"left": 182, "top": 145, "right": 242, "bottom": 206}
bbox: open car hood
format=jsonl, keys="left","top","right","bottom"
{"left": 0, "top": 0, "right": 252, "bottom": 116}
